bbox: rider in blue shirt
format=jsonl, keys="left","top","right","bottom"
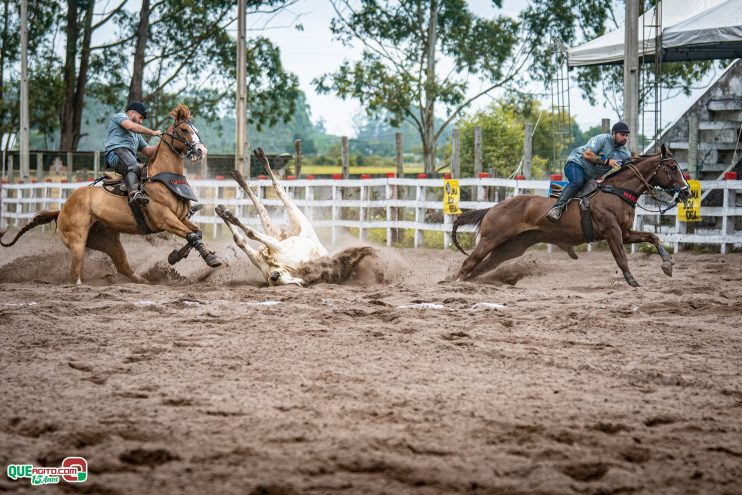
{"left": 104, "top": 101, "right": 162, "bottom": 205}
{"left": 546, "top": 121, "right": 632, "bottom": 222}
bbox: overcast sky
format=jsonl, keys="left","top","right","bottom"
{"left": 243, "top": 0, "right": 721, "bottom": 141}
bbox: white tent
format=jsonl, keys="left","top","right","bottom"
{"left": 568, "top": 0, "right": 742, "bottom": 67}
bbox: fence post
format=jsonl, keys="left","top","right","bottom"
{"left": 341, "top": 136, "right": 349, "bottom": 179}
{"left": 66, "top": 151, "right": 73, "bottom": 182}
{"left": 524, "top": 123, "right": 533, "bottom": 179}
{"left": 386, "top": 181, "right": 393, "bottom": 246}
{"left": 451, "top": 127, "right": 460, "bottom": 179}
{"left": 393, "top": 132, "right": 404, "bottom": 244}
{"left": 414, "top": 183, "right": 425, "bottom": 248}
{"left": 306, "top": 181, "right": 314, "bottom": 222}
{"left": 8, "top": 154, "right": 13, "bottom": 182}
{"left": 359, "top": 182, "right": 366, "bottom": 241}
{"left": 443, "top": 213, "right": 450, "bottom": 249}
{"left": 721, "top": 182, "right": 733, "bottom": 254}
{"left": 93, "top": 151, "right": 99, "bottom": 178}
{"left": 294, "top": 139, "right": 302, "bottom": 177}
{"left": 331, "top": 184, "right": 339, "bottom": 246}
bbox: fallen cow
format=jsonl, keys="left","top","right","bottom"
{"left": 216, "top": 148, "right": 374, "bottom": 286}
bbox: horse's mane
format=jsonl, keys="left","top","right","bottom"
{"left": 603, "top": 152, "right": 662, "bottom": 180}
{"left": 169, "top": 103, "right": 191, "bottom": 122}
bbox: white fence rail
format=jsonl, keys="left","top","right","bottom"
{"left": 1, "top": 178, "right": 741, "bottom": 253}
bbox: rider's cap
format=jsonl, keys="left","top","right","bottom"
{"left": 612, "top": 121, "right": 630, "bottom": 134}
{"left": 125, "top": 101, "right": 147, "bottom": 119}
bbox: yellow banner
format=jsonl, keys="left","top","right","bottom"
{"left": 443, "top": 178, "right": 461, "bottom": 215}
{"left": 677, "top": 179, "right": 701, "bottom": 222}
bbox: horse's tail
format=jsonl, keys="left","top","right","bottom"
{"left": 452, "top": 208, "right": 490, "bottom": 256}
{"left": 0, "top": 210, "right": 60, "bottom": 247}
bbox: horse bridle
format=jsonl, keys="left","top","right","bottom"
{"left": 161, "top": 120, "right": 205, "bottom": 159}
{"left": 626, "top": 152, "right": 688, "bottom": 212}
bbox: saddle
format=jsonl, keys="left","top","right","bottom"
{"left": 100, "top": 171, "right": 128, "bottom": 198}
{"left": 549, "top": 179, "right": 639, "bottom": 243}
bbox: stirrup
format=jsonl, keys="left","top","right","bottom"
{"left": 546, "top": 206, "right": 563, "bottom": 223}
{"left": 128, "top": 190, "right": 149, "bottom": 206}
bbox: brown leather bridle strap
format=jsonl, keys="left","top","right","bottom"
{"left": 627, "top": 162, "right": 661, "bottom": 201}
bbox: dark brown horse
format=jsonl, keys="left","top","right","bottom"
{"left": 0, "top": 103, "right": 221, "bottom": 284}
{"left": 452, "top": 144, "right": 691, "bottom": 287}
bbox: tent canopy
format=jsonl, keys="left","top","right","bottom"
{"left": 568, "top": 0, "right": 742, "bottom": 67}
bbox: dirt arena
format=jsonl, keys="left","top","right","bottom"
{"left": 1, "top": 230, "right": 741, "bottom": 494}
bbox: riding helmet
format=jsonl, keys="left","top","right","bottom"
{"left": 612, "top": 121, "right": 630, "bottom": 134}
{"left": 125, "top": 101, "right": 148, "bottom": 119}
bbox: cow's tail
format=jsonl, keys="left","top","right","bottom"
{"left": 452, "top": 208, "right": 490, "bottom": 256}
{"left": 0, "top": 210, "right": 60, "bottom": 247}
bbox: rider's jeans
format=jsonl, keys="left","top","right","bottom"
{"left": 554, "top": 162, "right": 585, "bottom": 208}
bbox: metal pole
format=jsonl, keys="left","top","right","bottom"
{"left": 19, "top": 0, "right": 30, "bottom": 182}
{"left": 235, "top": 0, "right": 249, "bottom": 175}
{"left": 624, "top": 0, "right": 639, "bottom": 155}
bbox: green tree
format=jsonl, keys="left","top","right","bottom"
{"left": 314, "top": 0, "right": 524, "bottom": 175}
{"left": 457, "top": 102, "right": 524, "bottom": 178}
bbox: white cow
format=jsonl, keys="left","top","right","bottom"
{"left": 215, "top": 148, "right": 328, "bottom": 286}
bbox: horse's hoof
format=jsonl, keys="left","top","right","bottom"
{"left": 168, "top": 249, "right": 182, "bottom": 265}
{"left": 204, "top": 254, "right": 222, "bottom": 268}
{"left": 624, "top": 272, "right": 640, "bottom": 287}
{"left": 662, "top": 261, "right": 673, "bottom": 277}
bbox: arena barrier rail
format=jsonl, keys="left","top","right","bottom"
{"left": 1, "top": 178, "right": 741, "bottom": 253}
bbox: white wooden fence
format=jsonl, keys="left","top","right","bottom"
{"left": 1, "top": 178, "right": 741, "bottom": 253}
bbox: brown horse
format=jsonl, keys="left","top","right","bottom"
{"left": 452, "top": 144, "right": 691, "bottom": 287}
{"left": 0, "top": 103, "right": 221, "bottom": 284}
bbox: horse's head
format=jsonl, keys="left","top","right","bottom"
{"left": 653, "top": 144, "right": 691, "bottom": 204}
{"left": 164, "top": 103, "right": 208, "bottom": 162}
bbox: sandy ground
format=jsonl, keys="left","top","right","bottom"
{"left": 0, "top": 230, "right": 741, "bottom": 494}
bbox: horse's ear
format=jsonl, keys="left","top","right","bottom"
{"left": 661, "top": 143, "right": 667, "bottom": 157}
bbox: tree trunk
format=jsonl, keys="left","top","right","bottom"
{"left": 59, "top": 0, "right": 94, "bottom": 151}
{"left": 128, "top": 0, "right": 150, "bottom": 103}
{"left": 422, "top": 1, "right": 437, "bottom": 175}
{"left": 59, "top": 0, "right": 78, "bottom": 151}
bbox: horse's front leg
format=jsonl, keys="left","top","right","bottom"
{"left": 604, "top": 226, "right": 638, "bottom": 287}
{"left": 623, "top": 230, "right": 674, "bottom": 277}
{"left": 151, "top": 211, "right": 222, "bottom": 268}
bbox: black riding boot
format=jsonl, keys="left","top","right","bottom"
{"left": 546, "top": 182, "right": 581, "bottom": 222}
{"left": 125, "top": 171, "right": 149, "bottom": 206}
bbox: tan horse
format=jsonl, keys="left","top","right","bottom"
{"left": 452, "top": 145, "right": 691, "bottom": 287}
{"left": 0, "top": 103, "right": 221, "bottom": 283}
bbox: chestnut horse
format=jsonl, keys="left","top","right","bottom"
{"left": 452, "top": 144, "right": 691, "bottom": 287}
{"left": 0, "top": 103, "right": 221, "bottom": 283}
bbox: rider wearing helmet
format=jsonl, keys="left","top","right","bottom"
{"left": 546, "top": 121, "right": 632, "bottom": 222}
{"left": 104, "top": 101, "right": 162, "bottom": 206}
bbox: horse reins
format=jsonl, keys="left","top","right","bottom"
{"left": 626, "top": 155, "right": 685, "bottom": 214}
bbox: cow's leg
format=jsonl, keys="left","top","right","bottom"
{"left": 604, "top": 225, "right": 637, "bottom": 286}
{"left": 219, "top": 214, "right": 270, "bottom": 282}
{"left": 623, "top": 229, "right": 674, "bottom": 276}
{"left": 230, "top": 171, "right": 282, "bottom": 238}
{"left": 86, "top": 223, "right": 147, "bottom": 283}
{"left": 215, "top": 205, "right": 282, "bottom": 252}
